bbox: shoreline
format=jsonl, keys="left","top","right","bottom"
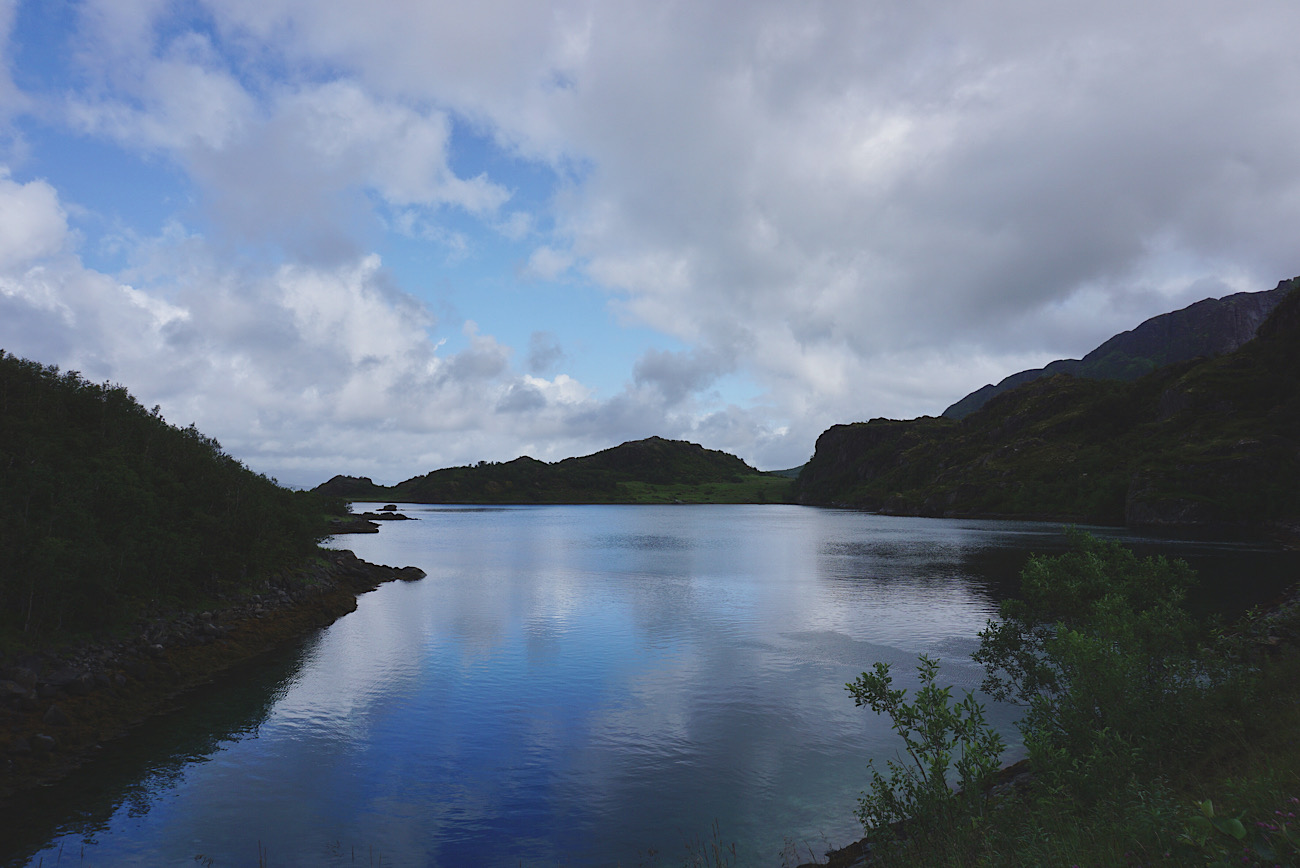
{"left": 0, "top": 548, "right": 423, "bottom": 803}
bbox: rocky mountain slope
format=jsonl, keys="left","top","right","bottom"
{"left": 796, "top": 277, "right": 1300, "bottom": 536}
{"left": 943, "top": 283, "right": 1291, "bottom": 419}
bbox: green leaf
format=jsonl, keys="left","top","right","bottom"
{"left": 1211, "top": 816, "right": 1247, "bottom": 840}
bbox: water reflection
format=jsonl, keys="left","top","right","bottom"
{"left": 4, "top": 507, "right": 1295, "bottom": 867}
{"left": 0, "top": 638, "right": 318, "bottom": 866}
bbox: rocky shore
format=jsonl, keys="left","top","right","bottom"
{"left": 0, "top": 548, "right": 425, "bottom": 802}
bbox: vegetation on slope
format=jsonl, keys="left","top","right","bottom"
{"left": 315, "top": 436, "right": 794, "bottom": 503}
{"left": 0, "top": 352, "right": 339, "bottom": 643}
{"left": 795, "top": 279, "right": 1300, "bottom": 531}
{"left": 943, "top": 280, "right": 1293, "bottom": 419}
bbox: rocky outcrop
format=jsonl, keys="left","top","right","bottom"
{"left": 0, "top": 549, "right": 425, "bottom": 800}
{"left": 944, "top": 280, "right": 1295, "bottom": 419}
{"left": 328, "top": 517, "right": 380, "bottom": 533}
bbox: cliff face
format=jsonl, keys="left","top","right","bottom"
{"left": 797, "top": 277, "right": 1300, "bottom": 533}
{"left": 943, "top": 282, "right": 1292, "bottom": 419}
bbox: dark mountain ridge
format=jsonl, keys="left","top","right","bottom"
{"left": 315, "top": 436, "right": 769, "bottom": 503}
{"left": 796, "top": 277, "right": 1300, "bottom": 536}
{"left": 943, "top": 284, "right": 1290, "bottom": 419}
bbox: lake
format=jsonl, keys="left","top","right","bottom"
{"left": 5, "top": 505, "right": 1295, "bottom": 867}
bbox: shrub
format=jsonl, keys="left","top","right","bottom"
{"left": 972, "top": 530, "right": 1230, "bottom": 796}
{"left": 846, "top": 654, "right": 1005, "bottom": 839}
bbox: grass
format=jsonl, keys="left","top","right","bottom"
{"left": 616, "top": 474, "right": 795, "bottom": 504}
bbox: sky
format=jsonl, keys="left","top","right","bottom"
{"left": 1, "top": 0, "right": 1298, "bottom": 487}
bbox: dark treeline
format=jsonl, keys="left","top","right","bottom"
{"left": 316, "top": 435, "right": 764, "bottom": 503}
{"left": 0, "top": 351, "right": 338, "bottom": 640}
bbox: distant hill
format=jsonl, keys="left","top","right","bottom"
{"left": 943, "top": 283, "right": 1291, "bottom": 419}
{"left": 316, "top": 437, "right": 792, "bottom": 504}
{"left": 795, "top": 277, "right": 1300, "bottom": 535}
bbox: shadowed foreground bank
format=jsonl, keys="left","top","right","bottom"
{"left": 0, "top": 548, "right": 425, "bottom": 804}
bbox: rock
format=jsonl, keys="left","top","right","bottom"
{"left": 381, "top": 504, "right": 397, "bottom": 511}
{"left": 42, "top": 704, "right": 70, "bottom": 727}
{"left": 395, "top": 566, "right": 427, "bottom": 581}
{"left": 122, "top": 659, "right": 150, "bottom": 681}
{"left": 0, "top": 680, "right": 29, "bottom": 703}
{"left": 328, "top": 518, "right": 381, "bottom": 534}
{"left": 30, "top": 733, "right": 57, "bottom": 754}
{"left": 7, "top": 736, "right": 31, "bottom": 755}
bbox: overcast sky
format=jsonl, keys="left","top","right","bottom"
{"left": 1, "top": 0, "right": 1298, "bottom": 486}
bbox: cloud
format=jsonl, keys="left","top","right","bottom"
{"left": 632, "top": 346, "right": 733, "bottom": 407}
{"left": 62, "top": 9, "right": 510, "bottom": 263}
{"left": 7, "top": 1, "right": 1300, "bottom": 477}
{"left": 0, "top": 171, "right": 68, "bottom": 271}
{"left": 523, "top": 245, "right": 574, "bottom": 281}
{"left": 526, "top": 330, "right": 565, "bottom": 374}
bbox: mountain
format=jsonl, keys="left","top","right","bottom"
{"left": 795, "top": 277, "right": 1300, "bottom": 535}
{"left": 943, "top": 283, "right": 1292, "bottom": 419}
{"left": 315, "top": 437, "right": 791, "bottom": 504}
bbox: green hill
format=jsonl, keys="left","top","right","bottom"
{"left": 0, "top": 352, "right": 337, "bottom": 640}
{"left": 796, "top": 277, "right": 1300, "bottom": 535}
{"left": 315, "top": 436, "right": 793, "bottom": 504}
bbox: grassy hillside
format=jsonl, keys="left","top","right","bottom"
{"left": 316, "top": 436, "right": 794, "bottom": 504}
{"left": 0, "top": 352, "right": 338, "bottom": 643}
{"left": 796, "top": 282, "right": 1300, "bottom": 532}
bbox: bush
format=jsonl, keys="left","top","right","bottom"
{"left": 846, "top": 654, "right": 1005, "bottom": 839}
{"left": 971, "top": 530, "right": 1229, "bottom": 795}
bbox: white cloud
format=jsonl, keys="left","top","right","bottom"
{"left": 7, "top": 1, "right": 1300, "bottom": 476}
{"left": 0, "top": 170, "right": 68, "bottom": 271}
{"left": 523, "top": 245, "right": 574, "bottom": 281}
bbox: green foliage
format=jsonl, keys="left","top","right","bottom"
{"left": 853, "top": 532, "right": 1300, "bottom": 867}
{"left": 973, "top": 531, "right": 1227, "bottom": 795}
{"left": 846, "top": 654, "right": 1005, "bottom": 839}
{"left": 1175, "top": 797, "right": 1300, "bottom": 868}
{"left": 0, "top": 351, "right": 335, "bottom": 640}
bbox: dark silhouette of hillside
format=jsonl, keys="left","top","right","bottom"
{"left": 315, "top": 436, "right": 777, "bottom": 503}
{"left": 797, "top": 277, "right": 1300, "bottom": 535}
{"left": 944, "top": 283, "right": 1291, "bottom": 419}
{"left": 0, "top": 352, "right": 337, "bottom": 639}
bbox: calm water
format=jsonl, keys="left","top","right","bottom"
{"left": 4, "top": 506, "right": 1295, "bottom": 867}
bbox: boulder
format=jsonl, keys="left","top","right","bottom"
{"left": 42, "top": 704, "right": 70, "bottom": 727}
